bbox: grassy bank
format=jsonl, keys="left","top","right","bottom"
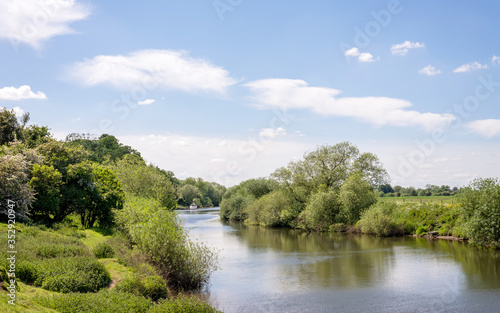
{"left": 0, "top": 220, "right": 221, "bottom": 312}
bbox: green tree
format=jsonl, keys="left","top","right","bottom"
{"left": 0, "top": 108, "right": 27, "bottom": 145}
{"left": 339, "top": 174, "right": 377, "bottom": 225}
{"left": 28, "top": 164, "right": 63, "bottom": 223}
{"left": 66, "top": 161, "right": 124, "bottom": 228}
{"left": 459, "top": 178, "right": 500, "bottom": 248}
{"left": 178, "top": 185, "right": 201, "bottom": 206}
{"left": 22, "top": 125, "right": 52, "bottom": 148}
{"left": 0, "top": 155, "right": 34, "bottom": 221}
{"left": 111, "top": 154, "right": 177, "bottom": 209}
{"left": 300, "top": 188, "right": 341, "bottom": 230}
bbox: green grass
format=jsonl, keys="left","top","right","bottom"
{"left": 99, "top": 258, "right": 134, "bottom": 288}
{"left": 80, "top": 228, "right": 113, "bottom": 249}
{"left": 0, "top": 282, "right": 59, "bottom": 313}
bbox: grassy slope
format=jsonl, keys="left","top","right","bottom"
{"left": 0, "top": 224, "right": 135, "bottom": 311}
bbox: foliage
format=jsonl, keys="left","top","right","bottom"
{"left": 458, "top": 178, "right": 500, "bottom": 248}
{"left": 0, "top": 108, "right": 26, "bottom": 145}
{"left": 0, "top": 154, "right": 35, "bottom": 221}
{"left": 116, "top": 196, "right": 219, "bottom": 290}
{"left": 65, "top": 161, "right": 124, "bottom": 228}
{"left": 246, "top": 189, "right": 301, "bottom": 227}
{"left": 66, "top": 133, "right": 141, "bottom": 163}
{"left": 111, "top": 154, "right": 177, "bottom": 209}
{"left": 339, "top": 174, "right": 377, "bottom": 225}
{"left": 357, "top": 202, "right": 400, "bottom": 236}
{"left": 151, "top": 296, "right": 222, "bottom": 313}
{"left": 299, "top": 189, "right": 341, "bottom": 231}
{"left": 28, "top": 164, "right": 63, "bottom": 223}
{"left": 93, "top": 242, "right": 115, "bottom": 259}
{"left": 35, "top": 290, "right": 153, "bottom": 313}
{"left": 178, "top": 177, "right": 226, "bottom": 207}
{"left": 115, "top": 275, "right": 169, "bottom": 301}
{"left": 220, "top": 194, "right": 252, "bottom": 221}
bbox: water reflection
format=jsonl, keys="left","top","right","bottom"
{"left": 179, "top": 208, "right": 500, "bottom": 312}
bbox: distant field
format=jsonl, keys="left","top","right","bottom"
{"left": 380, "top": 196, "right": 457, "bottom": 204}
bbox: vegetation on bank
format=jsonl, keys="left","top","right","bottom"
{"left": 0, "top": 108, "right": 221, "bottom": 311}
{"left": 220, "top": 142, "right": 500, "bottom": 249}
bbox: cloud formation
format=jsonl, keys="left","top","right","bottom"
{"left": 418, "top": 65, "right": 441, "bottom": 76}
{"left": 138, "top": 99, "right": 155, "bottom": 106}
{"left": 344, "top": 47, "right": 376, "bottom": 63}
{"left": 0, "top": 85, "right": 47, "bottom": 100}
{"left": 67, "top": 49, "right": 238, "bottom": 94}
{"left": 492, "top": 55, "right": 500, "bottom": 66}
{"left": 466, "top": 119, "right": 500, "bottom": 137}
{"left": 245, "top": 78, "right": 455, "bottom": 132}
{"left": 259, "top": 127, "right": 286, "bottom": 139}
{"left": 391, "top": 41, "right": 425, "bottom": 56}
{"left": 453, "top": 61, "right": 488, "bottom": 73}
{"left": 0, "top": 0, "right": 90, "bottom": 48}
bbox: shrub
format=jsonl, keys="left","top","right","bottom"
{"left": 143, "top": 275, "right": 169, "bottom": 301}
{"left": 300, "top": 189, "right": 341, "bottom": 231}
{"left": 150, "top": 296, "right": 222, "bottom": 313}
{"left": 459, "top": 178, "right": 500, "bottom": 248}
{"left": 36, "top": 243, "right": 88, "bottom": 258}
{"left": 116, "top": 197, "right": 219, "bottom": 290}
{"left": 339, "top": 174, "right": 377, "bottom": 225}
{"left": 115, "top": 275, "right": 169, "bottom": 301}
{"left": 93, "top": 242, "right": 115, "bottom": 259}
{"left": 33, "top": 257, "right": 111, "bottom": 293}
{"left": 357, "top": 202, "right": 401, "bottom": 237}
{"left": 35, "top": 290, "right": 153, "bottom": 313}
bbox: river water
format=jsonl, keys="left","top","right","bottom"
{"left": 178, "top": 208, "right": 500, "bottom": 313}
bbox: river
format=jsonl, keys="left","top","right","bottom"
{"left": 178, "top": 208, "right": 500, "bottom": 313}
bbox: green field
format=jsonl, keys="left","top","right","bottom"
{"left": 380, "top": 196, "right": 457, "bottom": 204}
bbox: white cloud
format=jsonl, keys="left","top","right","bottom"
{"left": 245, "top": 78, "right": 455, "bottom": 132}
{"left": 391, "top": 41, "right": 425, "bottom": 56}
{"left": 294, "top": 130, "right": 306, "bottom": 137}
{"left": 0, "top": 85, "right": 47, "bottom": 100}
{"left": 67, "top": 49, "right": 238, "bottom": 94}
{"left": 138, "top": 99, "right": 155, "bottom": 106}
{"left": 344, "top": 47, "right": 377, "bottom": 63}
{"left": 453, "top": 61, "right": 488, "bottom": 73}
{"left": 466, "top": 119, "right": 500, "bottom": 137}
{"left": 0, "top": 0, "right": 90, "bottom": 49}
{"left": 12, "top": 106, "right": 25, "bottom": 118}
{"left": 418, "top": 65, "right": 441, "bottom": 76}
{"left": 258, "top": 127, "right": 286, "bottom": 139}
{"left": 492, "top": 55, "right": 500, "bottom": 66}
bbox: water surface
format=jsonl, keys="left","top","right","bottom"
{"left": 179, "top": 208, "right": 500, "bottom": 313}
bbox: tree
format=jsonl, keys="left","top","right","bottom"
{"left": 22, "top": 125, "right": 52, "bottom": 148}
{"left": 178, "top": 185, "right": 201, "bottom": 206}
{"left": 272, "top": 142, "right": 388, "bottom": 204}
{"left": 28, "top": 164, "right": 63, "bottom": 223}
{"left": 459, "top": 178, "right": 500, "bottom": 248}
{"left": 66, "top": 161, "right": 124, "bottom": 228}
{"left": 339, "top": 174, "right": 377, "bottom": 225}
{"left": 0, "top": 108, "right": 23, "bottom": 145}
{"left": 111, "top": 154, "right": 177, "bottom": 209}
{"left": 0, "top": 155, "right": 34, "bottom": 221}
{"left": 418, "top": 190, "right": 426, "bottom": 197}
{"left": 378, "top": 184, "right": 394, "bottom": 194}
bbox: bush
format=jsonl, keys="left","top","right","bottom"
{"left": 16, "top": 257, "right": 111, "bottom": 293}
{"left": 459, "top": 178, "right": 500, "bottom": 248}
{"left": 150, "top": 296, "right": 222, "bottom": 313}
{"left": 115, "top": 275, "right": 169, "bottom": 301}
{"left": 357, "top": 203, "right": 400, "bottom": 237}
{"left": 116, "top": 197, "right": 219, "bottom": 290}
{"left": 36, "top": 243, "right": 88, "bottom": 258}
{"left": 339, "top": 174, "right": 377, "bottom": 225}
{"left": 300, "top": 189, "right": 341, "bottom": 231}
{"left": 35, "top": 290, "right": 153, "bottom": 313}
{"left": 93, "top": 242, "right": 115, "bottom": 259}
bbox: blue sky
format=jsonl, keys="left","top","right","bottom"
{"left": 1, "top": 0, "right": 500, "bottom": 187}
